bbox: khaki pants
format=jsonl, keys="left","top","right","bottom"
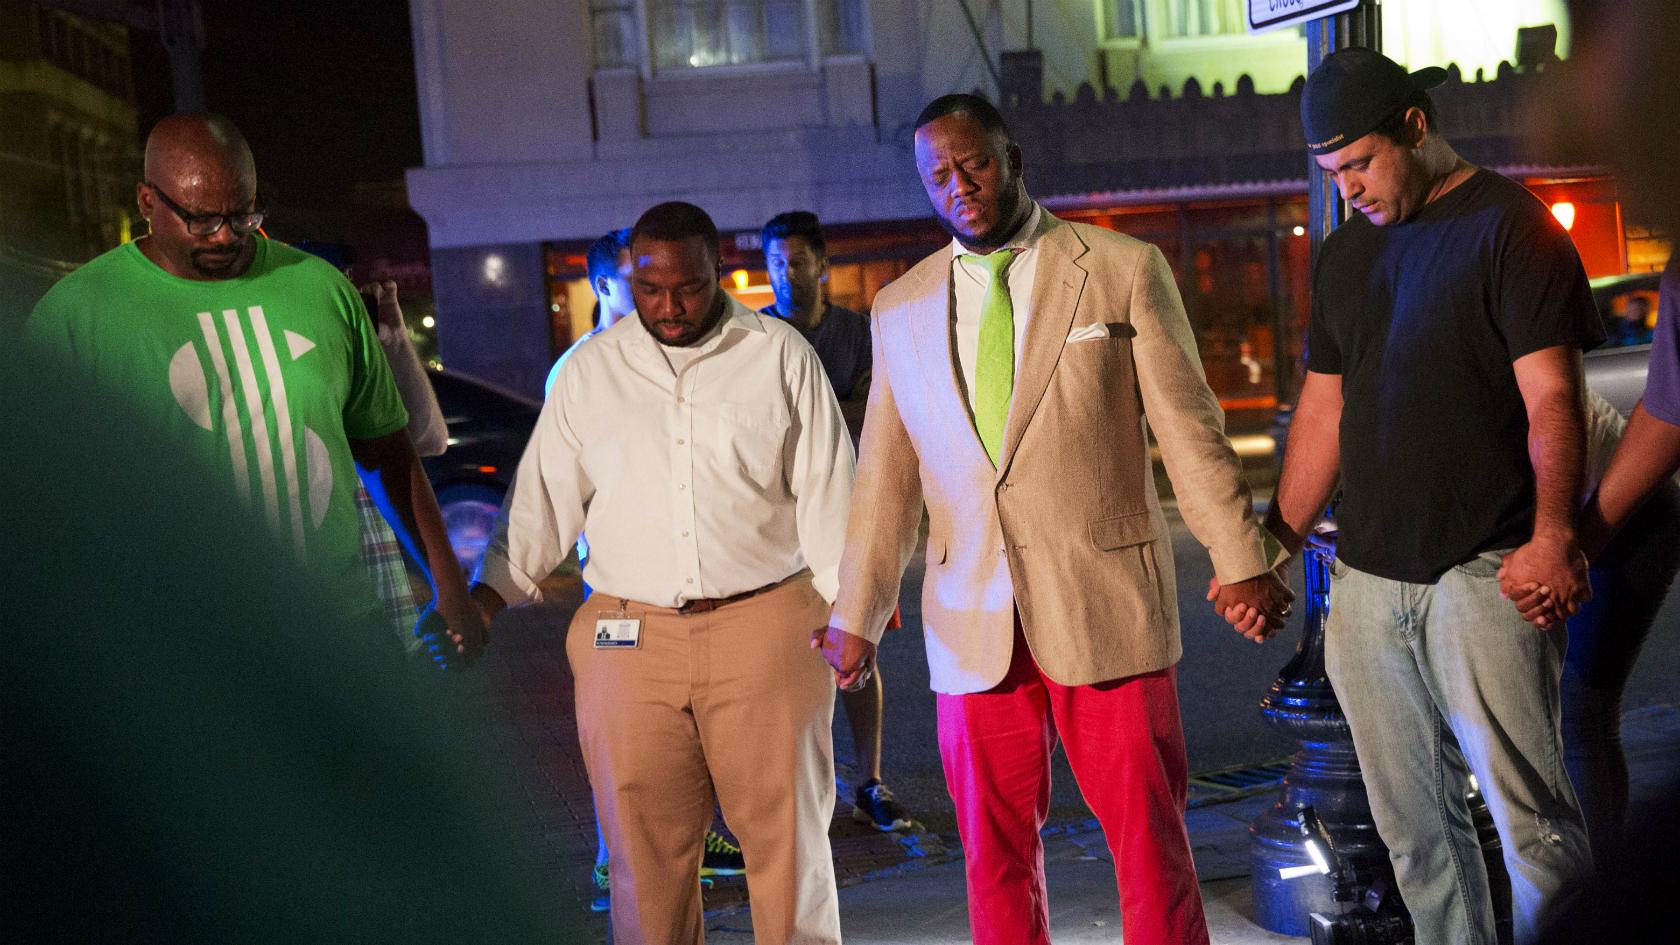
{"left": 567, "top": 577, "right": 841, "bottom": 945}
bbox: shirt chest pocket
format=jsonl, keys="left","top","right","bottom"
{"left": 706, "top": 403, "right": 787, "bottom": 484}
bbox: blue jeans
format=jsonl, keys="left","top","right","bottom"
{"left": 1325, "top": 551, "right": 1592, "bottom": 945}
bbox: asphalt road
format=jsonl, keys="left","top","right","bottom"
{"left": 854, "top": 506, "right": 1680, "bottom": 834}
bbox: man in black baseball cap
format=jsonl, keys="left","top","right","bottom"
{"left": 1302, "top": 46, "right": 1446, "bottom": 156}
{"left": 1260, "top": 44, "right": 1604, "bottom": 945}
{"left": 1301, "top": 46, "right": 1455, "bottom": 226}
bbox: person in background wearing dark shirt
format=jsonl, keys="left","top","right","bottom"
{"left": 1577, "top": 258, "right": 1680, "bottom": 555}
{"left": 761, "top": 210, "right": 913, "bottom": 833}
{"left": 1536, "top": 258, "right": 1680, "bottom": 857}
{"left": 1528, "top": 5, "right": 1680, "bottom": 942}
{"left": 1255, "top": 49, "right": 1601, "bottom": 944}
{"left": 761, "top": 212, "right": 873, "bottom": 435}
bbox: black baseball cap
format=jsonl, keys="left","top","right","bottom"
{"left": 1302, "top": 47, "right": 1448, "bottom": 154}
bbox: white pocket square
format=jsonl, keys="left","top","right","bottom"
{"left": 1066, "top": 322, "right": 1135, "bottom": 343}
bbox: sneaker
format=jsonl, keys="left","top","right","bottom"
{"left": 590, "top": 862, "right": 610, "bottom": 912}
{"left": 700, "top": 830, "right": 746, "bottom": 876}
{"left": 852, "top": 779, "right": 912, "bottom": 832}
{"left": 592, "top": 861, "right": 709, "bottom": 905}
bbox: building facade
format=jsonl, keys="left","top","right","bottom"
{"left": 0, "top": 0, "right": 140, "bottom": 326}
{"left": 406, "top": 0, "right": 1611, "bottom": 403}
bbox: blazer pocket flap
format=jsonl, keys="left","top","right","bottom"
{"left": 1089, "top": 511, "right": 1158, "bottom": 551}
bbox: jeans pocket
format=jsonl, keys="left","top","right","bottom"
{"left": 1451, "top": 548, "right": 1513, "bottom": 579}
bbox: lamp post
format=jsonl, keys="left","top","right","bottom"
{"left": 1247, "top": 4, "right": 1385, "bottom": 935}
{"left": 1247, "top": 530, "right": 1392, "bottom": 934}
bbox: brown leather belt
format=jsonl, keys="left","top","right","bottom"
{"left": 676, "top": 579, "right": 784, "bottom": 615}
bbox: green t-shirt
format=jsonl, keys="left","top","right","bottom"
{"left": 26, "top": 238, "right": 409, "bottom": 615}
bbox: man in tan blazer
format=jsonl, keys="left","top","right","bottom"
{"left": 817, "top": 94, "right": 1291, "bottom": 945}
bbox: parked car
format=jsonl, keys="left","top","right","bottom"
{"left": 422, "top": 368, "right": 540, "bottom": 576}
{"left": 1586, "top": 271, "right": 1660, "bottom": 415}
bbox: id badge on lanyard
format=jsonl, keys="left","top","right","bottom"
{"left": 594, "top": 600, "right": 643, "bottom": 649}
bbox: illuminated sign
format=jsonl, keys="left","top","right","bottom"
{"left": 1248, "top": 0, "right": 1361, "bottom": 34}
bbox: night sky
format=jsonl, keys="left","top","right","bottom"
{"left": 129, "top": 0, "right": 423, "bottom": 239}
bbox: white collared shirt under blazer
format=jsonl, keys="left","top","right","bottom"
{"left": 831, "top": 210, "right": 1286, "bottom": 694}
{"left": 478, "top": 297, "right": 856, "bottom": 608}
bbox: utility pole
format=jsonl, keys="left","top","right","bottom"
{"left": 1269, "top": 2, "right": 1381, "bottom": 406}
{"left": 1247, "top": 2, "right": 1390, "bottom": 938}
{"left": 953, "top": 0, "right": 1003, "bottom": 97}
{"left": 156, "top": 0, "right": 204, "bottom": 112}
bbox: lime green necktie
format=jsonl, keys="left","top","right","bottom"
{"left": 970, "top": 249, "right": 1017, "bottom": 466}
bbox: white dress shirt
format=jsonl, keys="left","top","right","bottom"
{"left": 949, "top": 201, "right": 1046, "bottom": 410}
{"left": 478, "top": 297, "right": 856, "bottom": 608}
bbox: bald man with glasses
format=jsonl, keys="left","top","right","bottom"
{"left": 24, "top": 113, "right": 484, "bottom": 660}
{"left": 141, "top": 179, "right": 267, "bottom": 241}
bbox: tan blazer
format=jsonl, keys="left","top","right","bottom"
{"left": 831, "top": 212, "right": 1282, "bottom": 695}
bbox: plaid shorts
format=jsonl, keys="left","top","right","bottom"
{"left": 356, "top": 482, "right": 422, "bottom": 655}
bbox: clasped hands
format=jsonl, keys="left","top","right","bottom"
{"left": 811, "top": 624, "right": 875, "bottom": 691}
{"left": 1495, "top": 533, "right": 1592, "bottom": 629}
{"left": 414, "top": 593, "right": 493, "bottom": 671}
{"left": 1205, "top": 567, "right": 1296, "bottom": 643}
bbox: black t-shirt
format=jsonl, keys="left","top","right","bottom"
{"left": 763, "top": 303, "right": 872, "bottom": 399}
{"left": 1306, "top": 168, "right": 1605, "bottom": 583}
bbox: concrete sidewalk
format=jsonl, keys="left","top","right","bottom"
{"left": 703, "top": 703, "right": 1680, "bottom": 944}
{"left": 705, "top": 787, "right": 1299, "bottom": 944}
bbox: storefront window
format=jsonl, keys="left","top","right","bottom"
{"left": 816, "top": 0, "right": 867, "bottom": 55}
{"left": 649, "top": 0, "right": 806, "bottom": 70}
{"left": 594, "top": 0, "right": 867, "bottom": 70}
{"left": 1063, "top": 196, "right": 1311, "bottom": 416}
{"left": 1102, "top": 0, "right": 1144, "bottom": 41}
{"left": 1159, "top": 0, "right": 1246, "bottom": 39}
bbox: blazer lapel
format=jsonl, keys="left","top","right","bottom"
{"left": 997, "top": 217, "right": 1088, "bottom": 477}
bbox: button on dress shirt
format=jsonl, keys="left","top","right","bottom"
{"left": 949, "top": 202, "right": 1045, "bottom": 412}
{"left": 478, "top": 298, "right": 856, "bottom": 607}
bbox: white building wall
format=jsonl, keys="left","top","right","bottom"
{"left": 404, "top": 0, "right": 1569, "bottom": 393}
{"left": 407, "top": 0, "right": 1568, "bottom": 248}
{"left": 406, "top": 0, "right": 1186, "bottom": 249}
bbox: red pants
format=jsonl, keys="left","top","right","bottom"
{"left": 936, "top": 628, "right": 1207, "bottom": 945}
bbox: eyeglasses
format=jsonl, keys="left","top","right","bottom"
{"left": 144, "top": 180, "right": 266, "bottom": 237}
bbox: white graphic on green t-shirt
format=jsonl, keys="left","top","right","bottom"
{"left": 168, "top": 305, "right": 333, "bottom": 559}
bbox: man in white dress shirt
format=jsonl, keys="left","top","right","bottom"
{"left": 470, "top": 201, "right": 854, "bottom": 945}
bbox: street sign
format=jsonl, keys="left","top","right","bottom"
{"left": 1248, "top": 0, "right": 1361, "bottom": 34}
